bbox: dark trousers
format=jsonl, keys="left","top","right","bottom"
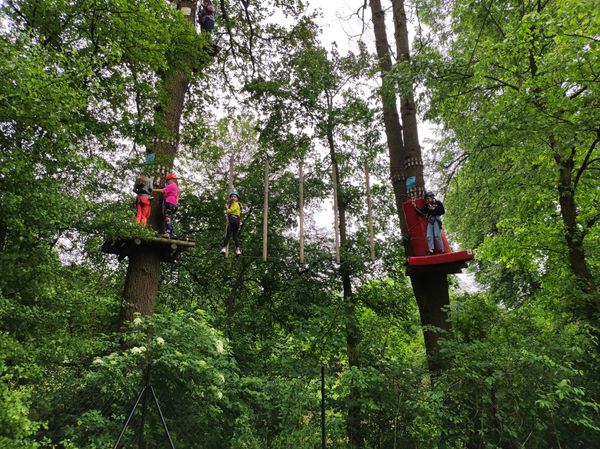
{"left": 200, "top": 15, "right": 215, "bottom": 32}
{"left": 164, "top": 202, "right": 178, "bottom": 234}
{"left": 223, "top": 215, "right": 240, "bottom": 248}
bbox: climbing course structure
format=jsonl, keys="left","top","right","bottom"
{"left": 100, "top": 0, "right": 216, "bottom": 321}
{"left": 402, "top": 197, "right": 474, "bottom": 274}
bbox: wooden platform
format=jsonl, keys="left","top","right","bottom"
{"left": 102, "top": 237, "right": 196, "bottom": 262}
{"left": 406, "top": 250, "right": 475, "bottom": 275}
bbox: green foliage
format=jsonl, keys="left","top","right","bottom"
{"left": 2, "top": 0, "right": 600, "bottom": 447}
{"left": 60, "top": 311, "right": 237, "bottom": 449}
{"left": 0, "top": 337, "right": 43, "bottom": 449}
{"left": 420, "top": 0, "right": 600, "bottom": 322}
{"left": 430, "top": 294, "right": 600, "bottom": 448}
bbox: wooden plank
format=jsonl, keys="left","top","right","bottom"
{"left": 101, "top": 237, "right": 196, "bottom": 263}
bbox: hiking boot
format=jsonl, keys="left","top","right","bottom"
{"left": 221, "top": 247, "right": 227, "bottom": 255}
{"left": 235, "top": 247, "right": 241, "bottom": 257}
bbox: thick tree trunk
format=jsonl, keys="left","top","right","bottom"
{"left": 154, "top": 70, "right": 190, "bottom": 166}
{"left": 391, "top": 0, "right": 425, "bottom": 198}
{"left": 122, "top": 248, "right": 162, "bottom": 320}
{"left": 554, "top": 145, "right": 600, "bottom": 318}
{"left": 327, "top": 119, "right": 363, "bottom": 448}
{"left": 369, "top": 0, "right": 408, "bottom": 237}
{"left": 370, "top": 0, "right": 451, "bottom": 373}
{"left": 410, "top": 273, "right": 450, "bottom": 372}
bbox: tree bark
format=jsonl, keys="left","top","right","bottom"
{"left": 364, "top": 162, "right": 376, "bottom": 261}
{"left": 153, "top": 69, "right": 190, "bottom": 166}
{"left": 262, "top": 158, "right": 269, "bottom": 262}
{"left": 410, "top": 273, "right": 450, "bottom": 372}
{"left": 122, "top": 247, "right": 162, "bottom": 320}
{"left": 369, "top": 0, "right": 408, "bottom": 238}
{"left": 299, "top": 160, "right": 305, "bottom": 263}
{"left": 391, "top": 0, "right": 425, "bottom": 198}
{"left": 553, "top": 143, "right": 600, "bottom": 318}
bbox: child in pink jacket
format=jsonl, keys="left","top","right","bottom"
{"left": 154, "top": 173, "right": 179, "bottom": 238}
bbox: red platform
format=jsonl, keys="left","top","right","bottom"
{"left": 402, "top": 198, "right": 474, "bottom": 273}
{"left": 407, "top": 250, "right": 474, "bottom": 266}
{"left": 403, "top": 198, "right": 449, "bottom": 255}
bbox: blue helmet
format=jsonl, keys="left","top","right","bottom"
{"left": 229, "top": 191, "right": 240, "bottom": 199}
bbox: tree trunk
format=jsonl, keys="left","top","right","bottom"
{"left": 364, "top": 162, "right": 376, "bottom": 261}
{"left": 327, "top": 117, "right": 364, "bottom": 448}
{"left": 120, "top": 2, "right": 197, "bottom": 321}
{"left": 299, "top": 160, "right": 305, "bottom": 263}
{"left": 410, "top": 273, "right": 450, "bottom": 372}
{"left": 391, "top": 0, "right": 425, "bottom": 198}
{"left": 553, "top": 143, "right": 600, "bottom": 318}
{"left": 262, "top": 158, "right": 269, "bottom": 262}
{"left": 151, "top": 70, "right": 190, "bottom": 168}
{"left": 370, "top": 0, "right": 451, "bottom": 373}
{"left": 122, "top": 247, "right": 162, "bottom": 321}
{"left": 369, "top": 0, "right": 408, "bottom": 237}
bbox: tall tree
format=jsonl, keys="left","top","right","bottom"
{"left": 121, "top": 1, "right": 206, "bottom": 321}
{"left": 369, "top": 0, "right": 452, "bottom": 372}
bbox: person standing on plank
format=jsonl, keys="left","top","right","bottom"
{"left": 416, "top": 191, "right": 445, "bottom": 255}
{"left": 154, "top": 173, "right": 179, "bottom": 238}
{"left": 221, "top": 191, "right": 241, "bottom": 256}
{"left": 133, "top": 173, "right": 153, "bottom": 226}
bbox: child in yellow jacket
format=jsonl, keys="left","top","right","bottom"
{"left": 221, "top": 191, "right": 241, "bottom": 256}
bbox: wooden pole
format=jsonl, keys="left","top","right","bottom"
{"left": 321, "top": 364, "right": 326, "bottom": 449}
{"left": 225, "top": 153, "right": 235, "bottom": 257}
{"left": 227, "top": 153, "right": 235, "bottom": 192}
{"left": 332, "top": 162, "right": 341, "bottom": 264}
{"left": 364, "top": 162, "right": 376, "bottom": 261}
{"left": 299, "top": 160, "right": 305, "bottom": 264}
{"left": 262, "top": 158, "right": 269, "bottom": 262}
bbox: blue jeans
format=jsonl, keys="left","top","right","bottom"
{"left": 427, "top": 219, "right": 443, "bottom": 253}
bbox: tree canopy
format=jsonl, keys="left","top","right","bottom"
{"left": 1, "top": 0, "right": 599, "bottom": 448}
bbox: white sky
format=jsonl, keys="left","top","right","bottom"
{"left": 312, "top": 0, "right": 367, "bottom": 53}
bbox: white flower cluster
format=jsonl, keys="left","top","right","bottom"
{"left": 130, "top": 346, "right": 147, "bottom": 354}
{"left": 215, "top": 339, "right": 224, "bottom": 354}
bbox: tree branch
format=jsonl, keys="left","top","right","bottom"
{"left": 574, "top": 131, "right": 600, "bottom": 191}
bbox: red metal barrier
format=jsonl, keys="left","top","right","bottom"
{"left": 402, "top": 198, "right": 449, "bottom": 256}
